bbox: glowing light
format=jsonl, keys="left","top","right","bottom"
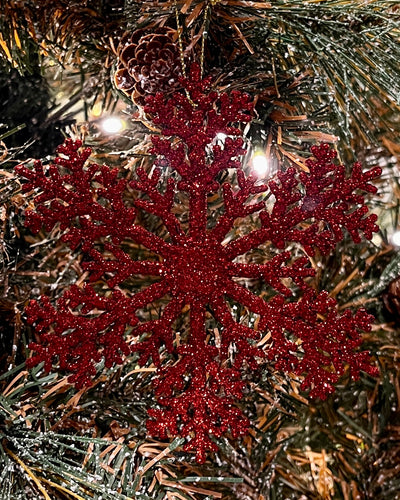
{"left": 216, "top": 132, "right": 227, "bottom": 141}
{"left": 391, "top": 230, "right": 400, "bottom": 246}
{"left": 372, "top": 233, "right": 382, "bottom": 246}
{"left": 101, "top": 117, "right": 125, "bottom": 134}
{"left": 252, "top": 151, "right": 270, "bottom": 177}
{"left": 212, "top": 132, "right": 228, "bottom": 148}
{"left": 91, "top": 102, "right": 103, "bottom": 117}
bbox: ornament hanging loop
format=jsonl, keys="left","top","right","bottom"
{"left": 173, "top": 0, "right": 214, "bottom": 104}
{"left": 173, "top": 0, "right": 188, "bottom": 78}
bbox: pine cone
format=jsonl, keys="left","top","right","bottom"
{"left": 114, "top": 27, "right": 182, "bottom": 106}
{"left": 383, "top": 276, "right": 400, "bottom": 320}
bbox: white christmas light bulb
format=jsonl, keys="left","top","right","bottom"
{"left": 101, "top": 117, "right": 125, "bottom": 134}
{"left": 252, "top": 151, "right": 270, "bottom": 177}
{"left": 391, "top": 230, "right": 400, "bottom": 246}
{"left": 216, "top": 132, "right": 227, "bottom": 142}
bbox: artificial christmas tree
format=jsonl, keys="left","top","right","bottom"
{"left": 1, "top": 1, "right": 400, "bottom": 499}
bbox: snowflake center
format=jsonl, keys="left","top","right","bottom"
{"left": 165, "top": 238, "right": 228, "bottom": 300}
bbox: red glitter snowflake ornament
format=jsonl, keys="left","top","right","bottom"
{"left": 16, "top": 64, "right": 381, "bottom": 463}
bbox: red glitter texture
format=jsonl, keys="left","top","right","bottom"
{"left": 16, "top": 64, "right": 381, "bottom": 463}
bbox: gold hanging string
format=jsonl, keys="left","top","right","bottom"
{"left": 174, "top": 0, "right": 188, "bottom": 78}
{"left": 173, "top": 0, "right": 214, "bottom": 79}
{"left": 199, "top": 2, "right": 211, "bottom": 77}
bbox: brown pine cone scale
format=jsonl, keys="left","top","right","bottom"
{"left": 114, "top": 27, "right": 182, "bottom": 106}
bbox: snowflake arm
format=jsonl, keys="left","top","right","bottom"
{"left": 264, "top": 291, "right": 378, "bottom": 399}
{"left": 130, "top": 166, "right": 184, "bottom": 241}
{"left": 131, "top": 296, "right": 185, "bottom": 366}
{"left": 271, "top": 147, "right": 381, "bottom": 253}
{"left": 210, "top": 295, "right": 264, "bottom": 367}
{"left": 231, "top": 253, "right": 314, "bottom": 296}
{"left": 225, "top": 146, "right": 381, "bottom": 258}
{"left": 148, "top": 345, "right": 249, "bottom": 464}
{"left": 223, "top": 279, "right": 269, "bottom": 317}
{"left": 15, "top": 139, "right": 170, "bottom": 280}
{"left": 145, "top": 65, "right": 252, "bottom": 189}
{"left": 15, "top": 140, "right": 137, "bottom": 251}
{"left": 25, "top": 286, "right": 135, "bottom": 388}
{"left": 83, "top": 245, "right": 163, "bottom": 286}
{"left": 212, "top": 170, "right": 267, "bottom": 243}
